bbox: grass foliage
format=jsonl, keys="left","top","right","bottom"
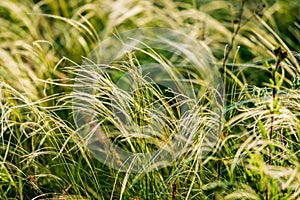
{"left": 0, "top": 0, "right": 299, "bottom": 199}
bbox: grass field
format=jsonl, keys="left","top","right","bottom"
{"left": 0, "top": 0, "right": 299, "bottom": 199}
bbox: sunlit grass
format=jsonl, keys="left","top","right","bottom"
{"left": 0, "top": 0, "right": 299, "bottom": 199}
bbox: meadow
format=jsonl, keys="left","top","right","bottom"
{"left": 0, "top": 0, "right": 299, "bottom": 199}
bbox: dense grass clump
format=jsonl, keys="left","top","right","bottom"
{"left": 0, "top": 0, "right": 299, "bottom": 199}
